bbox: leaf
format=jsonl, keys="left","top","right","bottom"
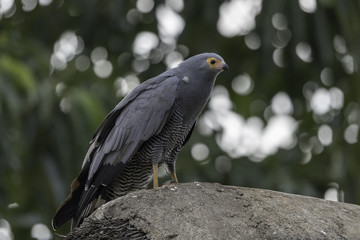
{"left": 0, "top": 55, "right": 36, "bottom": 94}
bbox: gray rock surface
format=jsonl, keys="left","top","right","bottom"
{"left": 66, "top": 182, "right": 360, "bottom": 240}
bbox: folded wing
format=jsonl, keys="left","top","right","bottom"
{"left": 52, "top": 72, "right": 180, "bottom": 229}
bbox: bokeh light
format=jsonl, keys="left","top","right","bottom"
{"left": 244, "top": 32, "right": 261, "bottom": 50}
{"left": 345, "top": 102, "right": 360, "bottom": 124}
{"left": 132, "top": 58, "right": 150, "bottom": 73}
{"left": 272, "top": 29, "right": 292, "bottom": 48}
{"left": 333, "top": 35, "right": 347, "bottom": 54}
{"left": 0, "top": 219, "right": 13, "bottom": 240}
{"left": 298, "top": 0, "right": 317, "bottom": 13}
{"left": 329, "top": 87, "right": 344, "bottom": 110}
{"left": 272, "top": 13, "right": 288, "bottom": 30}
{"left": 318, "top": 124, "right": 332, "bottom": 146}
{"left": 273, "top": 48, "right": 284, "bottom": 67}
{"left": 133, "top": 32, "right": 159, "bottom": 58}
{"left": 271, "top": 92, "right": 293, "bottom": 115}
{"left": 165, "top": 51, "right": 183, "bottom": 69}
{"left": 22, "top": 0, "right": 37, "bottom": 12}
{"left": 309, "top": 87, "right": 344, "bottom": 116}
{"left": 166, "top": 0, "right": 184, "bottom": 12}
{"left": 126, "top": 8, "right": 143, "bottom": 25}
{"left": 51, "top": 31, "right": 84, "bottom": 71}
{"left": 136, "top": 0, "right": 154, "bottom": 13}
{"left": 191, "top": 143, "right": 210, "bottom": 162}
{"left": 217, "top": 0, "right": 262, "bottom": 37}
{"left": 341, "top": 55, "right": 355, "bottom": 74}
{"left": 231, "top": 73, "right": 254, "bottom": 95}
{"left": 260, "top": 115, "right": 297, "bottom": 156}
{"left": 215, "top": 156, "right": 232, "bottom": 174}
{"left": 156, "top": 4, "right": 185, "bottom": 44}
{"left": 296, "top": 42, "right": 312, "bottom": 62}
{"left": 90, "top": 46, "right": 108, "bottom": 64}
{"left": 0, "top": 0, "right": 14, "bottom": 15}
{"left": 310, "top": 88, "right": 331, "bottom": 115}
{"left": 93, "top": 59, "right": 113, "bottom": 78}
{"left": 38, "top": 0, "right": 52, "bottom": 6}
{"left": 30, "top": 223, "right": 52, "bottom": 240}
{"left": 59, "top": 97, "right": 72, "bottom": 113}
{"left": 200, "top": 86, "right": 298, "bottom": 161}
{"left": 55, "top": 82, "right": 66, "bottom": 97}
{"left": 75, "top": 55, "right": 91, "bottom": 72}
{"left": 320, "top": 67, "right": 334, "bottom": 86}
{"left": 115, "top": 74, "right": 140, "bottom": 97}
{"left": 324, "top": 187, "right": 338, "bottom": 201}
{"left": 344, "top": 124, "right": 359, "bottom": 144}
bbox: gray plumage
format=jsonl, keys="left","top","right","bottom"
{"left": 52, "top": 53, "right": 228, "bottom": 230}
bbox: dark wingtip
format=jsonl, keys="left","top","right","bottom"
{"left": 52, "top": 201, "right": 73, "bottom": 231}
{"left": 52, "top": 218, "right": 60, "bottom": 231}
{"left": 51, "top": 178, "right": 85, "bottom": 231}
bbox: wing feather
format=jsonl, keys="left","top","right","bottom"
{"left": 72, "top": 73, "right": 180, "bottom": 227}
{"left": 87, "top": 73, "right": 179, "bottom": 183}
{"left": 53, "top": 72, "right": 181, "bottom": 229}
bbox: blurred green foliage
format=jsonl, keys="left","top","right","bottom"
{"left": 0, "top": 0, "right": 359, "bottom": 238}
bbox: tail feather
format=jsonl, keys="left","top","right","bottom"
{"left": 53, "top": 160, "right": 92, "bottom": 230}
{"left": 71, "top": 185, "right": 102, "bottom": 229}
{"left": 52, "top": 178, "right": 84, "bottom": 230}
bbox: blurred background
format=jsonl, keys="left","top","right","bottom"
{"left": 0, "top": 0, "right": 359, "bottom": 239}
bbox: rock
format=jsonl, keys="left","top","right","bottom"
{"left": 66, "top": 182, "right": 360, "bottom": 240}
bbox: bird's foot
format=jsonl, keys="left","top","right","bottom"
{"left": 164, "top": 180, "right": 177, "bottom": 186}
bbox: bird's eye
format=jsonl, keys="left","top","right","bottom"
{"left": 210, "top": 59, "right": 216, "bottom": 65}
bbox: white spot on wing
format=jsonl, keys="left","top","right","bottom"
{"left": 182, "top": 76, "right": 190, "bottom": 83}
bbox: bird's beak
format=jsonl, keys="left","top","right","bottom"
{"left": 219, "top": 60, "right": 229, "bottom": 71}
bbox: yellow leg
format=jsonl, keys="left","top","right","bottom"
{"left": 171, "top": 172, "right": 178, "bottom": 184}
{"left": 153, "top": 164, "right": 158, "bottom": 188}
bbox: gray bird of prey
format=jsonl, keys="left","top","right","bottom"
{"left": 52, "top": 53, "right": 229, "bottom": 230}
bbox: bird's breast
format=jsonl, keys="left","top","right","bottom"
{"left": 177, "top": 78, "right": 215, "bottom": 124}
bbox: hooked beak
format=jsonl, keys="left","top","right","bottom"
{"left": 219, "top": 60, "right": 229, "bottom": 71}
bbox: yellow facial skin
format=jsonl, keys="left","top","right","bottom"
{"left": 206, "top": 57, "right": 227, "bottom": 71}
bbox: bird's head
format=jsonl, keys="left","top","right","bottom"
{"left": 176, "top": 53, "right": 229, "bottom": 78}
{"left": 203, "top": 53, "right": 229, "bottom": 72}
{"left": 172, "top": 53, "right": 229, "bottom": 122}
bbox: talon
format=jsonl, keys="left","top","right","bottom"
{"left": 165, "top": 180, "right": 176, "bottom": 186}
